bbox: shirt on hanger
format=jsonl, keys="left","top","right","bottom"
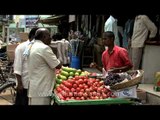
{"left": 104, "top": 15, "right": 120, "bottom": 46}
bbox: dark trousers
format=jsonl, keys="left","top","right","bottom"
{"left": 15, "top": 88, "right": 28, "bottom": 105}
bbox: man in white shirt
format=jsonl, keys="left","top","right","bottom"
{"left": 28, "top": 28, "right": 61, "bottom": 105}
{"left": 14, "top": 27, "right": 39, "bottom": 105}
{"left": 131, "top": 15, "right": 157, "bottom": 70}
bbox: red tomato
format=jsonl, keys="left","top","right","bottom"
{"left": 96, "top": 92, "right": 101, "bottom": 97}
{"left": 76, "top": 87, "right": 81, "bottom": 92}
{"left": 70, "top": 97, "right": 75, "bottom": 100}
{"left": 67, "top": 79, "right": 75, "bottom": 84}
{"left": 71, "top": 88, "right": 76, "bottom": 92}
{"left": 63, "top": 81, "right": 72, "bottom": 88}
{"left": 79, "top": 84, "right": 84, "bottom": 89}
{"left": 97, "top": 87, "right": 102, "bottom": 93}
{"left": 83, "top": 83, "right": 86, "bottom": 86}
{"left": 66, "top": 97, "right": 71, "bottom": 101}
{"left": 87, "top": 81, "right": 92, "bottom": 86}
{"left": 73, "top": 84, "right": 78, "bottom": 88}
{"left": 67, "top": 78, "right": 72, "bottom": 81}
{"left": 103, "top": 87, "right": 109, "bottom": 93}
{"left": 99, "top": 96, "right": 103, "bottom": 99}
{"left": 73, "top": 92, "right": 78, "bottom": 97}
{"left": 84, "top": 85, "right": 88, "bottom": 89}
{"left": 94, "top": 82, "right": 98, "bottom": 85}
{"left": 75, "top": 76, "right": 80, "bottom": 80}
{"left": 57, "top": 93, "right": 65, "bottom": 100}
{"left": 61, "top": 91, "right": 68, "bottom": 97}
{"left": 78, "top": 92, "right": 83, "bottom": 97}
{"left": 59, "top": 84, "right": 66, "bottom": 90}
{"left": 83, "top": 79, "right": 88, "bottom": 83}
{"left": 85, "top": 88, "right": 90, "bottom": 93}
{"left": 83, "top": 76, "right": 88, "bottom": 79}
{"left": 80, "top": 89, "right": 84, "bottom": 92}
{"left": 80, "top": 76, "right": 85, "bottom": 79}
{"left": 75, "top": 81, "right": 80, "bottom": 85}
{"left": 89, "top": 87, "right": 93, "bottom": 92}
{"left": 83, "top": 92, "right": 88, "bottom": 98}
{"left": 92, "top": 91, "right": 97, "bottom": 96}
{"left": 96, "top": 84, "right": 101, "bottom": 87}
{"left": 102, "top": 93, "right": 107, "bottom": 99}
{"left": 56, "top": 87, "right": 62, "bottom": 93}
{"left": 76, "top": 97, "right": 80, "bottom": 100}
{"left": 88, "top": 92, "right": 92, "bottom": 97}
{"left": 62, "top": 80, "right": 67, "bottom": 85}
{"left": 95, "top": 79, "right": 99, "bottom": 82}
{"left": 72, "top": 78, "right": 76, "bottom": 80}
{"left": 90, "top": 96, "right": 95, "bottom": 100}
{"left": 63, "top": 86, "right": 70, "bottom": 92}
{"left": 94, "top": 96, "right": 99, "bottom": 99}
{"left": 80, "top": 96, "right": 85, "bottom": 100}
{"left": 68, "top": 92, "right": 73, "bottom": 97}
{"left": 93, "top": 86, "right": 98, "bottom": 91}
{"left": 78, "top": 79, "right": 84, "bottom": 84}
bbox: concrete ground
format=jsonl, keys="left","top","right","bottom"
{"left": 0, "top": 88, "right": 14, "bottom": 105}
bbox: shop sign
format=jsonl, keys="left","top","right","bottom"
{"left": 25, "top": 16, "right": 38, "bottom": 28}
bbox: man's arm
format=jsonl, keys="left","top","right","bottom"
{"left": 109, "top": 65, "right": 132, "bottom": 73}
{"left": 14, "top": 45, "right": 24, "bottom": 93}
{"left": 90, "top": 62, "right": 103, "bottom": 72}
{"left": 15, "top": 74, "right": 23, "bottom": 93}
{"left": 56, "top": 61, "right": 62, "bottom": 69}
{"left": 43, "top": 46, "right": 62, "bottom": 69}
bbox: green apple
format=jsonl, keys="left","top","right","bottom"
{"left": 75, "top": 72, "right": 79, "bottom": 76}
{"left": 68, "top": 76, "right": 73, "bottom": 79}
{"left": 69, "top": 72, "right": 74, "bottom": 76}
{"left": 76, "top": 69, "right": 82, "bottom": 74}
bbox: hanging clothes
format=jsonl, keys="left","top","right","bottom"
{"left": 122, "top": 19, "right": 134, "bottom": 49}
{"left": 61, "top": 39, "right": 70, "bottom": 65}
{"left": 104, "top": 15, "right": 120, "bottom": 46}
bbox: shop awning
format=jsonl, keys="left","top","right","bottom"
{"left": 37, "top": 15, "right": 67, "bottom": 25}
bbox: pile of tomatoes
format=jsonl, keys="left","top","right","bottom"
{"left": 55, "top": 76, "right": 116, "bottom": 101}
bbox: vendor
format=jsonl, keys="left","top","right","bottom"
{"left": 90, "top": 31, "right": 133, "bottom": 73}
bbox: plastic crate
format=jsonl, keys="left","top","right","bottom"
{"left": 53, "top": 92, "right": 134, "bottom": 105}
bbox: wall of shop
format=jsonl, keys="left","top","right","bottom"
{"left": 142, "top": 44, "right": 160, "bottom": 84}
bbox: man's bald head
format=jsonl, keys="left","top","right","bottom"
{"left": 35, "top": 28, "right": 51, "bottom": 45}
{"left": 35, "top": 28, "right": 49, "bottom": 39}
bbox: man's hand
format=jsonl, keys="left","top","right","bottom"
{"left": 16, "top": 84, "right": 24, "bottom": 94}
{"left": 90, "top": 62, "right": 97, "bottom": 68}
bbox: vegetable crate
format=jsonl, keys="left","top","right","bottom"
{"left": 53, "top": 93, "right": 134, "bottom": 105}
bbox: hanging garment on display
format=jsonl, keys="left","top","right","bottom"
{"left": 123, "top": 19, "right": 134, "bottom": 49}
{"left": 104, "top": 15, "right": 120, "bottom": 46}
{"left": 61, "top": 39, "right": 70, "bottom": 65}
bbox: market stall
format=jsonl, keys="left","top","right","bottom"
{"left": 53, "top": 66, "right": 144, "bottom": 105}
